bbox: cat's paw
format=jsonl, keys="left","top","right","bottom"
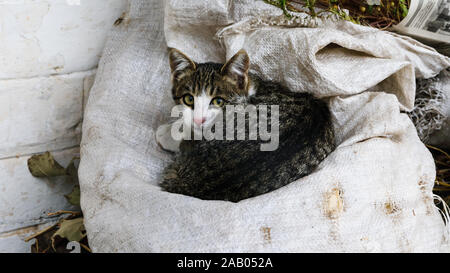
{"left": 156, "top": 123, "right": 181, "bottom": 153}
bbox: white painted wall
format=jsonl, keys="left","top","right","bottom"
{"left": 0, "top": 0, "right": 129, "bottom": 252}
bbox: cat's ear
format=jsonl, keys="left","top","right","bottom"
{"left": 168, "top": 48, "right": 196, "bottom": 81}
{"left": 221, "top": 49, "right": 250, "bottom": 90}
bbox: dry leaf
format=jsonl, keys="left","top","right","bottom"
{"left": 27, "top": 152, "right": 67, "bottom": 177}
{"left": 65, "top": 185, "right": 81, "bottom": 206}
{"left": 28, "top": 215, "right": 90, "bottom": 253}
{"left": 51, "top": 218, "right": 86, "bottom": 251}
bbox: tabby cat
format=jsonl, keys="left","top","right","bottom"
{"left": 156, "top": 48, "right": 335, "bottom": 202}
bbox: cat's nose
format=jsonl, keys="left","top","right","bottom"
{"left": 194, "top": 117, "right": 206, "bottom": 126}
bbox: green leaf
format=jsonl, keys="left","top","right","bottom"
{"left": 27, "top": 152, "right": 67, "bottom": 178}
{"left": 51, "top": 218, "right": 86, "bottom": 250}
{"left": 65, "top": 185, "right": 81, "bottom": 206}
{"left": 399, "top": 0, "right": 408, "bottom": 18}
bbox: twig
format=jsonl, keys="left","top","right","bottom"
{"left": 427, "top": 144, "right": 450, "bottom": 159}
{"left": 432, "top": 187, "right": 450, "bottom": 192}
{"left": 436, "top": 179, "right": 450, "bottom": 187}
{"left": 47, "top": 210, "right": 81, "bottom": 217}
{"left": 80, "top": 243, "right": 92, "bottom": 253}
{"left": 435, "top": 160, "right": 450, "bottom": 167}
{"left": 24, "top": 223, "right": 58, "bottom": 242}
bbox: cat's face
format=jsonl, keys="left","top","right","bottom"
{"left": 168, "top": 48, "right": 251, "bottom": 131}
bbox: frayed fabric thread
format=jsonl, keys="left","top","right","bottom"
{"left": 408, "top": 70, "right": 448, "bottom": 143}
{"left": 434, "top": 194, "right": 450, "bottom": 251}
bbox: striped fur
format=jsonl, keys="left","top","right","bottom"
{"left": 160, "top": 49, "right": 336, "bottom": 202}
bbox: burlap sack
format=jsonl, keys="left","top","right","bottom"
{"left": 79, "top": 0, "right": 450, "bottom": 252}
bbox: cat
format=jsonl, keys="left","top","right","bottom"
{"left": 156, "top": 48, "right": 335, "bottom": 202}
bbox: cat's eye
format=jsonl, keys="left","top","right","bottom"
{"left": 211, "top": 97, "right": 225, "bottom": 107}
{"left": 182, "top": 94, "right": 194, "bottom": 106}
